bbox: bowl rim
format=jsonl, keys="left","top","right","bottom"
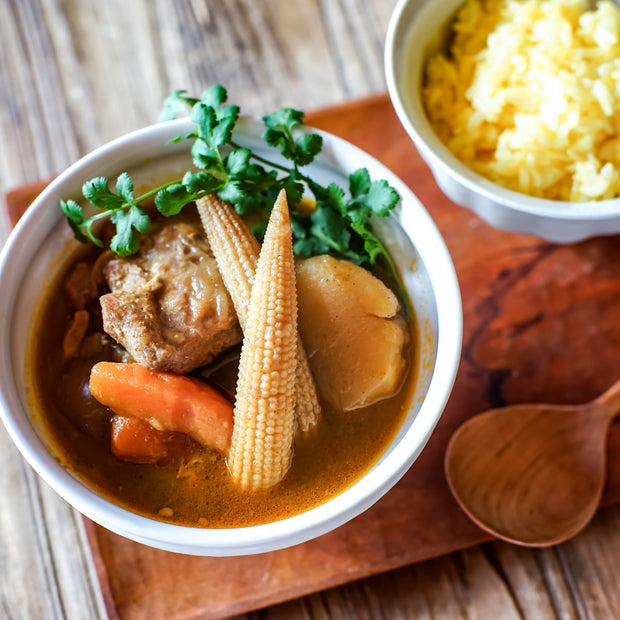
{"left": 0, "top": 116, "right": 462, "bottom": 555}
{"left": 384, "top": 0, "right": 620, "bottom": 222}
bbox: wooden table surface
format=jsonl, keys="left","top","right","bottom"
{"left": 2, "top": 1, "right": 620, "bottom": 619}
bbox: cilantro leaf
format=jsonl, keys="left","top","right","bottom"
{"left": 60, "top": 199, "right": 88, "bottom": 244}
{"left": 191, "top": 138, "right": 221, "bottom": 171}
{"left": 262, "top": 108, "right": 322, "bottom": 166}
{"left": 190, "top": 89, "right": 240, "bottom": 152}
{"left": 182, "top": 171, "right": 221, "bottom": 194}
{"left": 292, "top": 133, "right": 323, "bottom": 166}
{"left": 200, "top": 85, "right": 228, "bottom": 109}
{"left": 82, "top": 177, "right": 124, "bottom": 210}
{"left": 239, "top": 163, "right": 278, "bottom": 190}
{"left": 60, "top": 199, "right": 84, "bottom": 227}
{"left": 168, "top": 131, "right": 199, "bottom": 144}
{"left": 128, "top": 205, "right": 151, "bottom": 233}
{"left": 351, "top": 221, "right": 384, "bottom": 263}
{"left": 276, "top": 175, "right": 304, "bottom": 205}
{"left": 349, "top": 168, "right": 371, "bottom": 198}
{"left": 293, "top": 236, "right": 328, "bottom": 257}
{"left": 366, "top": 179, "right": 400, "bottom": 216}
{"left": 158, "top": 89, "right": 200, "bottom": 122}
{"left": 310, "top": 205, "right": 352, "bottom": 257}
{"left": 234, "top": 164, "right": 279, "bottom": 214}
{"left": 346, "top": 203, "right": 373, "bottom": 226}
{"left": 60, "top": 84, "right": 405, "bottom": 308}
{"left": 155, "top": 183, "right": 193, "bottom": 216}
{"left": 347, "top": 171, "right": 400, "bottom": 219}
{"left": 263, "top": 108, "right": 305, "bottom": 134}
{"left": 291, "top": 213, "right": 329, "bottom": 257}
{"left": 218, "top": 179, "right": 244, "bottom": 204}
{"left": 116, "top": 172, "right": 134, "bottom": 204}
{"left": 326, "top": 182, "right": 348, "bottom": 216}
{"left": 225, "top": 148, "right": 251, "bottom": 176}
{"left": 211, "top": 107, "right": 239, "bottom": 146}
{"left": 110, "top": 205, "right": 150, "bottom": 256}
{"left": 192, "top": 103, "right": 219, "bottom": 145}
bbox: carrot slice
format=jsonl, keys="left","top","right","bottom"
{"left": 90, "top": 362, "right": 233, "bottom": 453}
{"left": 63, "top": 309, "right": 90, "bottom": 359}
{"left": 111, "top": 415, "right": 187, "bottom": 464}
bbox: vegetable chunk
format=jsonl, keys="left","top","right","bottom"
{"left": 89, "top": 362, "right": 233, "bottom": 453}
{"left": 110, "top": 415, "right": 192, "bottom": 464}
{"left": 296, "top": 255, "right": 409, "bottom": 411}
{"left": 62, "top": 310, "right": 90, "bottom": 359}
{"left": 196, "top": 193, "right": 321, "bottom": 432}
{"left": 227, "top": 191, "right": 298, "bottom": 489}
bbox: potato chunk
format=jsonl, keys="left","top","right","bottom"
{"left": 296, "top": 255, "right": 409, "bottom": 411}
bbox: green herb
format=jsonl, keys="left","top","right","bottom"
{"left": 61, "top": 85, "right": 406, "bottom": 307}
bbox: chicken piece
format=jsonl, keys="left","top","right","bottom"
{"left": 296, "top": 255, "right": 409, "bottom": 411}
{"left": 63, "top": 261, "right": 98, "bottom": 309}
{"left": 100, "top": 222, "right": 242, "bottom": 374}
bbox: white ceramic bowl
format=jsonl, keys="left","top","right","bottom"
{"left": 0, "top": 117, "right": 462, "bottom": 556}
{"left": 385, "top": 0, "right": 620, "bottom": 243}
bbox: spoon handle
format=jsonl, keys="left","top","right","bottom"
{"left": 594, "top": 378, "right": 620, "bottom": 419}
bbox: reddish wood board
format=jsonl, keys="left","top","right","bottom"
{"left": 6, "top": 93, "right": 620, "bottom": 620}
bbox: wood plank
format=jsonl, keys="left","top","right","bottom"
{"left": 11, "top": 0, "right": 616, "bottom": 618}
{"left": 7, "top": 93, "right": 620, "bottom": 620}
{"left": 0, "top": 1, "right": 393, "bottom": 611}
{"left": 0, "top": 0, "right": 395, "bottom": 201}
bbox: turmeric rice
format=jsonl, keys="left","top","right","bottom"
{"left": 422, "top": 0, "right": 620, "bottom": 201}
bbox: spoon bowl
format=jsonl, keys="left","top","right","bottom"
{"left": 445, "top": 380, "right": 620, "bottom": 546}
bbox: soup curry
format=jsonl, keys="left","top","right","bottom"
{"left": 29, "top": 197, "right": 416, "bottom": 528}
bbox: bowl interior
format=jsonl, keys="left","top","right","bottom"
{"left": 0, "top": 117, "right": 462, "bottom": 555}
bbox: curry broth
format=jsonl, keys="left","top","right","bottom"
{"left": 30, "top": 214, "right": 417, "bottom": 528}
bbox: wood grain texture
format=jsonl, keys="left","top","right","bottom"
{"left": 0, "top": 0, "right": 393, "bottom": 197}
{"left": 4, "top": 1, "right": 620, "bottom": 619}
{"left": 8, "top": 94, "right": 620, "bottom": 620}
{"left": 0, "top": 2, "right": 393, "bottom": 619}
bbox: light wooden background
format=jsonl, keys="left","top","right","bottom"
{"left": 2, "top": 0, "right": 620, "bottom": 618}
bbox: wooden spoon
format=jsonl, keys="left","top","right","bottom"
{"left": 444, "top": 379, "right": 620, "bottom": 546}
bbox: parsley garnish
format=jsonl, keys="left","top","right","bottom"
{"left": 61, "top": 85, "right": 406, "bottom": 308}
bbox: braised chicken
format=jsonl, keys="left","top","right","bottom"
{"left": 100, "top": 222, "right": 242, "bottom": 374}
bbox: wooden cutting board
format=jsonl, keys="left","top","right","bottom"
{"left": 6, "top": 93, "right": 620, "bottom": 620}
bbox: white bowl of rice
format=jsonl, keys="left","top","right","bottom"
{"left": 385, "top": 0, "right": 620, "bottom": 242}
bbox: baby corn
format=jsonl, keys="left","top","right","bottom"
{"left": 196, "top": 194, "right": 260, "bottom": 321}
{"left": 227, "top": 190, "right": 297, "bottom": 489}
{"left": 196, "top": 193, "right": 320, "bottom": 432}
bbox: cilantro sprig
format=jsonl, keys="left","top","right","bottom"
{"left": 61, "top": 173, "right": 153, "bottom": 256}
{"left": 61, "top": 85, "right": 406, "bottom": 306}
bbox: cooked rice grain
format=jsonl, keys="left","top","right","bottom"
{"left": 423, "top": 0, "right": 620, "bottom": 201}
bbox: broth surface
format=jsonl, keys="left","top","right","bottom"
{"left": 30, "top": 211, "right": 416, "bottom": 527}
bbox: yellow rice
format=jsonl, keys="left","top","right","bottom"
{"left": 422, "top": 0, "right": 620, "bottom": 201}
